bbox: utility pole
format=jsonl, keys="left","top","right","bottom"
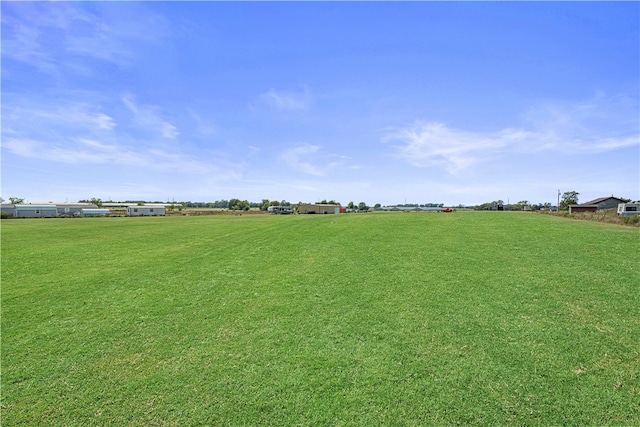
{"left": 557, "top": 189, "right": 561, "bottom": 211}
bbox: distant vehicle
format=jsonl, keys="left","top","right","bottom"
{"left": 617, "top": 202, "right": 640, "bottom": 217}
{"left": 268, "top": 206, "right": 294, "bottom": 215}
{"left": 443, "top": 208, "right": 453, "bottom": 213}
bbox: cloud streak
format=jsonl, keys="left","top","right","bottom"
{"left": 253, "top": 87, "right": 312, "bottom": 112}
{"left": 122, "top": 95, "right": 179, "bottom": 139}
{"left": 386, "top": 95, "right": 638, "bottom": 174}
{"left": 384, "top": 122, "right": 506, "bottom": 173}
{"left": 1, "top": 2, "right": 170, "bottom": 74}
{"left": 2, "top": 99, "right": 117, "bottom": 136}
{"left": 280, "top": 144, "right": 345, "bottom": 176}
{"left": 2, "top": 136, "right": 210, "bottom": 174}
{"left": 1, "top": 93, "right": 206, "bottom": 174}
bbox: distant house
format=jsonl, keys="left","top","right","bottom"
{"left": 297, "top": 203, "right": 342, "bottom": 214}
{"left": 569, "top": 196, "right": 627, "bottom": 214}
{"left": 56, "top": 203, "right": 98, "bottom": 217}
{"left": 2, "top": 203, "right": 102, "bottom": 218}
{"left": 126, "top": 205, "right": 166, "bottom": 216}
{"left": 1, "top": 204, "right": 16, "bottom": 217}
{"left": 14, "top": 204, "right": 58, "bottom": 218}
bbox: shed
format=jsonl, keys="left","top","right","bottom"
{"left": 126, "top": 205, "right": 166, "bottom": 216}
{"left": 298, "top": 203, "right": 341, "bottom": 214}
{"left": 568, "top": 205, "right": 597, "bottom": 214}
{"left": 15, "top": 204, "right": 58, "bottom": 218}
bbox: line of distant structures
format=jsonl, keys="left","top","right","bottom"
{"left": 0, "top": 202, "right": 458, "bottom": 218}
{"left": 0, "top": 203, "right": 169, "bottom": 218}
{"left": 2, "top": 196, "right": 637, "bottom": 218}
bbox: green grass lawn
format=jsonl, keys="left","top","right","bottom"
{"left": 2, "top": 212, "right": 639, "bottom": 425}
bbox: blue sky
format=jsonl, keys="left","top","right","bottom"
{"left": 2, "top": 1, "right": 638, "bottom": 206}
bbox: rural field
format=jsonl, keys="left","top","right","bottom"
{"left": 2, "top": 212, "right": 639, "bottom": 425}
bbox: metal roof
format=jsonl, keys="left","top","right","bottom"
{"left": 581, "top": 196, "right": 626, "bottom": 205}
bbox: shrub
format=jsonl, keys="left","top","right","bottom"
{"left": 538, "top": 209, "right": 639, "bottom": 226}
{"left": 621, "top": 214, "right": 640, "bottom": 225}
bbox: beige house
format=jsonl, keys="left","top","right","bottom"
{"left": 297, "top": 203, "right": 342, "bottom": 214}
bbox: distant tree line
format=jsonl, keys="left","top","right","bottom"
{"left": 179, "top": 199, "right": 293, "bottom": 211}
{"left": 9, "top": 190, "right": 632, "bottom": 214}
{"left": 474, "top": 200, "right": 555, "bottom": 211}
{"left": 387, "top": 203, "right": 444, "bottom": 208}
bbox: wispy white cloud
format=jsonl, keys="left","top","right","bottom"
{"left": 122, "top": 95, "right": 179, "bottom": 139}
{"left": 3, "top": 99, "right": 116, "bottom": 134}
{"left": 247, "top": 145, "right": 261, "bottom": 156}
{"left": 384, "top": 122, "right": 506, "bottom": 174}
{"left": 1, "top": 93, "right": 206, "bottom": 174}
{"left": 1, "top": 2, "right": 169, "bottom": 73}
{"left": 1, "top": 22, "right": 53, "bottom": 73}
{"left": 386, "top": 94, "right": 638, "bottom": 174}
{"left": 518, "top": 93, "right": 639, "bottom": 154}
{"left": 187, "top": 109, "right": 218, "bottom": 137}
{"left": 280, "top": 144, "right": 324, "bottom": 176}
{"left": 279, "top": 144, "right": 346, "bottom": 176}
{"left": 253, "top": 87, "right": 312, "bottom": 112}
{"left": 2, "top": 135, "right": 211, "bottom": 175}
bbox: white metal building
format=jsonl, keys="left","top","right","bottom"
{"left": 617, "top": 202, "right": 640, "bottom": 217}
{"left": 297, "top": 203, "right": 342, "bottom": 214}
{"left": 14, "top": 204, "right": 58, "bottom": 218}
{"left": 126, "top": 205, "right": 166, "bottom": 216}
{"left": 57, "top": 203, "right": 99, "bottom": 217}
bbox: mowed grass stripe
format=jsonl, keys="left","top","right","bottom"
{"left": 2, "top": 212, "right": 638, "bottom": 425}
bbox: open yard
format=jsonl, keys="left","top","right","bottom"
{"left": 2, "top": 212, "right": 639, "bottom": 425}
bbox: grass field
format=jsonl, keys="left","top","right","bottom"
{"left": 2, "top": 212, "right": 639, "bottom": 425}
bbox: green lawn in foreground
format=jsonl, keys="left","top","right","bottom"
{"left": 2, "top": 212, "right": 639, "bottom": 425}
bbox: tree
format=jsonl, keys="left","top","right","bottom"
{"left": 559, "top": 191, "right": 579, "bottom": 211}
{"left": 513, "top": 200, "right": 530, "bottom": 211}
{"left": 475, "top": 200, "right": 504, "bottom": 210}
{"left": 83, "top": 197, "right": 104, "bottom": 207}
{"left": 347, "top": 201, "right": 355, "bottom": 209}
{"left": 228, "top": 198, "right": 239, "bottom": 210}
{"left": 9, "top": 197, "right": 24, "bottom": 204}
{"left": 358, "top": 202, "right": 368, "bottom": 211}
{"left": 229, "top": 199, "right": 250, "bottom": 211}
{"left": 259, "top": 199, "right": 270, "bottom": 211}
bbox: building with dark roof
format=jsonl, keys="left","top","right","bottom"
{"left": 569, "top": 196, "right": 627, "bottom": 214}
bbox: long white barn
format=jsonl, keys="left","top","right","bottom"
{"left": 126, "top": 205, "right": 166, "bottom": 216}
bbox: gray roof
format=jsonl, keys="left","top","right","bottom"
{"left": 581, "top": 196, "right": 626, "bottom": 205}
